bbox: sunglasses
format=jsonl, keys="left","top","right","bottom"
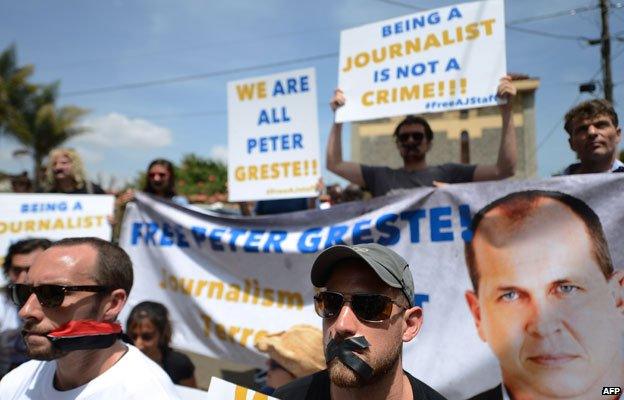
{"left": 396, "top": 132, "right": 425, "bottom": 144}
{"left": 9, "top": 284, "right": 110, "bottom": 308}
{"left": 314, "top": 291, "right": 406, "bottom": 322}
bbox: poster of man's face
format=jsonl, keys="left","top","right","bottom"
{"left": 464, "top": 191, "right": 624, "bottom": 399}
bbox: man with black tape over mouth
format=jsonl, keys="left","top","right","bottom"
{"left": 273, "top": 243, "right": 446, "bottom": 400}
{"left": 0, "top": 237, "right": 179, "bottom": 399}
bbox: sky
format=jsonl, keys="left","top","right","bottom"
{"left": 1, "top": 0, "right": 623, "bottom": 189}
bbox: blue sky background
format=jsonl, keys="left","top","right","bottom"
{"left": 1, "top": 0, "right": 623, "bottom": 188}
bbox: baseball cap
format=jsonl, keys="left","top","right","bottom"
{"left": 311, "top": 243, "right": 414, "bottom": 307}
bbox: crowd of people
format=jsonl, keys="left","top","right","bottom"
{"left": 0, "top": 83, "right": 622, "bottom": 400}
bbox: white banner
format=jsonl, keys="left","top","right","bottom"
{"left": 120, "top": 174, "right": 624, "bottom": 399}
{"left": 0, "top": 194, "right": 114, "bottom": 261}
{"left": 207, "top": 377, "right": 277, "bottom": 400}
{"left": 336, "top": 0, "right": 506, "bottom": 122}
{"left": 227, "top": 68, "right": 321, "bottom": 201}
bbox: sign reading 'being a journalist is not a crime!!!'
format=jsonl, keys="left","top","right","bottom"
{"left": 336, "top": 0, "right": 506, "bottom": 122}
{"left": 227, "top": 68, "right": 320, "bottom": 202}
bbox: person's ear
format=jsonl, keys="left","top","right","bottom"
{"left": 426, "top": 140, "right": 432, "bottom": 152}
{"left": 608, "top": 270, "right": 624, "bottom": 316}
{"left": 100, "top": 289, "right": 127, "bottom": 322}
{"left": 568, "top": 135, "right": 576, "bottom": 153}
{"left": 402, "top": 306, "right": 423, "bottom": 342}
{"left": 465, "top": 291, "right": 486, "bottom": 342}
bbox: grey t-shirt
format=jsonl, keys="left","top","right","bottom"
{"left": 361, "top": 163, "right": 476, "bottom": 197}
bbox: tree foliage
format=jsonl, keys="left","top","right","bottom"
{"left": 0, "top": 45, "right": 88, "bottom": 189}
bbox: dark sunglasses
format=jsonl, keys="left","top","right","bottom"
{"left": 314, "top": 291, "right": 406, "bottom": 322}
{"left": 396, "top": 132, "right": 425, "bottom": 144}
{"left": 9, "top": 284, "right": 110, "bottom": 308}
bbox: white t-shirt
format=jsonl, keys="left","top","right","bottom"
{"left": 0, "top": 344, "right": 180, "bottom": 399}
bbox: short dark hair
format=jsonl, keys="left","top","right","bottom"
{"left": 465, "top": 190, "right": 613, "bottom": 293}
{"left": 393, "top": 115, "right": 434, "bottom": 142}
{"left": 564, "top": 99, "right": 619, "bottom": 135}
{"left": 51, "top": 237, "right": 133, "bottom": 295}
{"left": 3, "top": 238, "right": 52, "bottom": 276}
{"left": 126, "top": 301, "right": 172, "bottom": 352}
{"left": 143, "top": 158, "right": 177, "bottom": 198}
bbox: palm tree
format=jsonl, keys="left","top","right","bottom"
{"left": 0, "top": 45, "right": 88, "bottom": 190}
{"left": 0, "top": 44, "right": 36, "bottom": 133}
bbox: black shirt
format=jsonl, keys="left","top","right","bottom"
{"left": 162, "top": 348, "right": 195, "bottom": 384}
{"left": 272, "top": 369, "right": 447, "bottom": 400}
{"left": 361, "top": 164, "right": 476, "bottom": 197}
{"left": 46, "top": 181, "right": 106, "bottom": 194}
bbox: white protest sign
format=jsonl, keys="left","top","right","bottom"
{"left": 336, "top": 0, "right": 506, "bottom": 122}
{"left": 0, "top": 194, "right": 114, "bottom": 259}
{"left": 227, "top": 68, "right": 321, "bottom": 202}
{"left": 207, "top": 377, "right": 277, "bottom": 400}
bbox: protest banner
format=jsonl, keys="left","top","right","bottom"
{"left": 207, "top": 377, "right": 277, "bottom": 400}
{"left": 227, "top": 68, "right": 321, "bottom": 202}
{"left": 0, "top": 194, "right": 114, "bottom": 263}
{"left": 120, "top": 174, "right": 624, "bottom": 399}
{"left": 335, "top": 0, "right": 506, "bottom": 122}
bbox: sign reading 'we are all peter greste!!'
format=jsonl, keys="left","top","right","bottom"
{"left": 227, "top": 68, "right": 320, "bottom": 202}
{"left": 336, "top": 0, "right": 506, "bottom": 122}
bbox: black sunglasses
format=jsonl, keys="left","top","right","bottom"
{"left": 396, "top": 132, "right": 425, "bottom": 144}
{"left": 9, "top": 284, "right": 110, "bottom": 308}
{"left": 314, "top": 291, "right": 406, "bottom": 322}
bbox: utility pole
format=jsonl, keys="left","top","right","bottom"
{"left": 600, "top": 0, "right": 613, "bottom": 103}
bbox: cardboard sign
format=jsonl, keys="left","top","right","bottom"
{"left": 336, "top": 0, "right": 506, "bottom": 122}
{"left": 227, "top": 68, "right": 321, "bottom": 201}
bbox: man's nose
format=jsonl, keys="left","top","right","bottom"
{"left": 588, "top": 124, "right": 598, "bottom": 136}
{"left": 18, "top": 292, "right": 42, "bottom": 321}
{"left": 332, "top": 304, "right": 359, "bottom": 338}
{"left": 525, "top": 300, "right": 562, "bottom": 338}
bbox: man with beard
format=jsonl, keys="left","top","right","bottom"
{"left": 326, "top": 76, "right": 517, "bottom": 197}
{"left": 560, "top": 99, "right": 622, "bottom": 175}
{"left": 464, "top": 191, "right": 624, "bottom": 399}
{"left": 273, "top": 243, "right": 446, "bottom": 400}
{"left": 0, "top": 237, "right": 179, "bottom": 399}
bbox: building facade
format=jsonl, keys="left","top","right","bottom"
{"left": 349, "top": 76, "right": 540, "bottom": 180}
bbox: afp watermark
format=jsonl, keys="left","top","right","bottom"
{"left": 602, "top": 387, "right": 622, "bottom": 396}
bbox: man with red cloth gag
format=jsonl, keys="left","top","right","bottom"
{"left": 0, "top": 237, "right": 179, "bottom": 399}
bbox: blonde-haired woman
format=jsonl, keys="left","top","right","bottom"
{"left": 45, "top": 148, "right": 105, "bottom": 194}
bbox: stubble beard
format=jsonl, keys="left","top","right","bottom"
{"left": 328, "top": 341, "right": 402, "bottom": 388}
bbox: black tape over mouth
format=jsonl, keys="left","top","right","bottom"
{"left": 325, "top": 336, "right": 373, "bottom": 381}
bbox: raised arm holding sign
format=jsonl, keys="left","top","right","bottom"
{"left": 326, "top": 76, "right": 517, "bottom": 197}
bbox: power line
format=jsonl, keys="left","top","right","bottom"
{"left": 506, "top": 26, "right": 591, "bottom": 42}
{"left": 506, "top": 4, "right": 600, "bottom": 25}
{"left": 371, "top": 0, "right": 425, "bottom": 10}
{"left": 61, "top": 52, "right": 338, "bottom": 97}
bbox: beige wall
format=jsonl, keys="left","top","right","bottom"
{"left": 350, "top": 78, "right": 540, "bottom": 179}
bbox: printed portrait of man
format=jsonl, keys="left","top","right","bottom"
{"left": 464, "top": 190, "right": 624, "bottom": 400}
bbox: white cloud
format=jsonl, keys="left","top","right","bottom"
{"left": 77, "top": 113, "right": 172, "bottom": 149}
{"left": 210, "top": 145, "right": 228, "bottom": 164}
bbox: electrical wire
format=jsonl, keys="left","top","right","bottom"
{"left": 61, "top": 52, "right": 338, "bottom": 97}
